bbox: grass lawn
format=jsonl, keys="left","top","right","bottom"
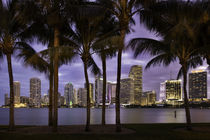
{"left": 1, "top": 124, "right": 210, "bottom": 140}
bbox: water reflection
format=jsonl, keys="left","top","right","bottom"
{"left": 0, "top": 108, "right": 209, "bottom": 125}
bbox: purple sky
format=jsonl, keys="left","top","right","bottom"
{"left": 0, "top": 16, "right": 209, "bottom": 105}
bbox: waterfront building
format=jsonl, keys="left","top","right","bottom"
{"left": 64, "top": 83, "right": 74, "bottom": 107}
{"left": 160, "top": 80, "right": 182, "bottom": 105}
{"left": 159, "top": 82, "right": 166, "bottom": 102}
{"left": 110, "top": 83, "right": 116, "bottom": 104}
{"left": 189, "top": 70, "right": 207, "bottom": 101}
{"left": 29, "top": 77, "right": 41, "bottom": 107}
{"left": 84, "top": 83, "right": 94, "bottom": 106}
{"left": 107, "top": 82, "right": 116, "bottom": 104}
{"left": 120, "top": 78, "right": 134, "bottom": 104}
{"left": 20, "top": 96, "right": 29, "bottom": 105}
{"left": 142, "top": 91, "right": 156, "bottom": 106}
{"left": 60, "top": 96, "right": 65, "bottom": 106}
{"left": 77, "top": 88, "right": 87, "bottom": 107}
{"left": 129, "top": 65, "right": 142, "bottom": 105}
{"left": 73, "top": 88, "right": 77, "bottom": 105}
{"left": 95, "top": 76, "right": 103, "bottom": 105}
{"left": 4, "top": 93, "right": 9, "bottom": 106}
{"left": 41, "top": 94, "right": 49, "bottom": 105}
{"left": 14, "top": 81, "right": 20, "bottom": 104}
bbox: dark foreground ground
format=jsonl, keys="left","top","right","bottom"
{"left": 1, "top": 124, "right": 210, "bottom": 140}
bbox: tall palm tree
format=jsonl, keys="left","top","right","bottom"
{"left": 99, "top": 0, "right": 158, "bottom": 132}
{"left": 98, "top": 0, "right": 138, "bottom": 132}
{"left": 129, "top": 0, "right": 204, "bottom": 130}
{"left": 65, "top": 3, "right": 120, "bottom": 130}
{"left": 92, "top": 5, "right": 119, "bottom": 125}
{"left": 16, "top": 0, "right": 78, "bottom": 131}
{"left": 94, "top": 36, "right": 118, "bottom": 125}
{"left": 0, "top": 0, "right": 34, "bottom": 131}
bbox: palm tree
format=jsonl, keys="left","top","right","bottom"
{"left": 0, "top": 0, "right": 34, "bottom": 131}
{"left": 65, "top": 3, "right": 120, "bottom": 130}
{"left": 98, "top": 0, "right": 141, "bottom": 132}
{"left": 16, "top": 0, "right": 79, "bottom": 131}
{"left": 195, "top": 1, "right": 210, "bottom": 68}
{"left": 94, "top": 36, "right": 118, "bottom": 125}
{"left": 129, "top": 0, "right": 204, "bottom": 130}
{"left": 92, "top": 5, "right": 119, "bottom": 125}
{"left": 99, "top": 0, "right": 159, "bottom": 132}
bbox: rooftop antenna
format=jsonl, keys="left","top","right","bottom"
{"left": 170, "top": 71, "right": 172, "bottom": 80}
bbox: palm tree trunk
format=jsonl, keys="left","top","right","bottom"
{"left": 83, "top": 59, "right": 90, "bottom": 132}
{"left": 116, "top": 29, "right": 126, "bottom": 132}
{"left": 182, "top": 64, "right": 192, "bottom": 130}
{"left": 48, "top": 59, "right": 54, "bottom": 127}
{"left": 7, "top": 54, "right": 15, "bottom": 131}
{"left": 53, "top": 27, "right": 60, "bottom": 132}
{"left": 102, "top": 55, "right": 106, "bottom": 125}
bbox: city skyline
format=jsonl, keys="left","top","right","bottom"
{"left": 0, "top": 19, "right": 209, "bottom": 106}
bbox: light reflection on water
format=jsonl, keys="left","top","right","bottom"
{"left": 0, "top": 108, "right": 209, "bottom": 125}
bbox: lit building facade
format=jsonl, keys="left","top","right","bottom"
{"left": 120, "top": 78, "right": 134, "bottom": 104}
{"left": 14, "top": 81, "right": 20, "bottom": 104}
{"left": 95, "top": 76, "right": 103, "bottom": 105}
{"left": 77, "top": 88, "right": 87, "bottom": 107}
{"left": 141, "top": 91, "right": 156, "bottom": 106}
{"left": 129, "top": 65, "right": 142, "bottom": 105}
{"left": 64, "top": 83, "right": 74, "bottom": 107}
{"left": 29, "top": 77, "right": 41, "bottom": 107}
{"left": 107, "top": 82, "right": 116, "bottom": 104}
{"left": 160, "top": 80, "right": 182, "bottom": 105}
{"left": 4, "top": 93, "right": 9, "bottom": 106}
{"left": 189, "top": 70, "right": 207, "bottom": 101}
{"left": 84, "top": 83, "right": 94, "bottom": 106}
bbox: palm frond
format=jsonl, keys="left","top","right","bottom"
{"left": 87, "top": 55, "right": 101, "bottom": 76}
{"left": 145, "top": 53, "right": 176, "bottom": 70}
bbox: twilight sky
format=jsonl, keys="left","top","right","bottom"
{"left": 0, "top": 15, "right": 209, "bottom": 105}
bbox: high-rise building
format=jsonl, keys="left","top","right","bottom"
{"left": 189, "top": 70, "right": 207, "bottom": 101}
{"left": 4, "top": 93, "right": 9, "bottom": 106}
{"left": 84, "top": 83, "right": 94, "bottom": 105}
{"left": 142, "top": 91, "right": 156, "bottom": 106}
{"left": 64, "top": 83, "right": 74, "bottom": 107}
{"left": 160, "top": 80, "right": 182, "bottom": 105}
{"left": 73, "top": 88, "right": 77, "bottom": 105}
{"left": 110, "top": 83, "right": 116, "bottom": 104}
{"left": 159, "top": 82, "right": 166, "bottom": 101}
{"left": 95, "top": 76, "right": 103, "bottom": 105}
{"left": 77, "top": 88, "right": 87, "bottom": 107}
{"left": 14, "top": 81, "right": 20, "bottom": 104}
{"left": 129, "top": 65, "right": 142, "bottom": 105}
{"left": 120, "top": 78, "right": 134, "bottom": 104}
{"left": 20, "top": 96, "right": 29, "bottom": 105}
{"left": 107, "top": 82, "right": 116, "bottom": 104}
{"left": 41, "top": 94, "right": 49, "bottom": 105}
{"left": 60, "top": 96, "right": 65, "bottom": 106}
{"left": 30, "top": 77, "right": 41, "bottom": 107}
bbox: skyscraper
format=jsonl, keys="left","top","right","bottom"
{"left": 159, "top": 82, "right": 166, "bottom": 101}
{"left": 73, "top": 88, "right": 77, "bottom": 105}
{"left": 64, "top": 83, "right": 74, "bottom": 107}
{"left": 107, "top": 82, "right": 116, "bottom": 103}
{"left": 120, "top": 78, "right": 134, "bottom": 104}
{"left": 160, "top": 80, "right": 182, "bottom": 105}
{"left": 95, "top": 76, "right": 103, "bottom": 105}
{"left": 129, "top": 65, "right": 142, "bottom": 105}
{"left": 4, "top": 93, "right": 9, "bottom": 106}
{"left": 30, "top": 77, "right": 41, "bottom": 107}
{"left": 77, "top": 88, "right": 87, "bottom": 107}
{"left": 14, "top": 81, "right": 20, "bottom": 104}
{"left": 189, "top": 70, "right": 207, "bottom": 101}
{"left": 84, "top": 83, "right": 94, "bottom": 105}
